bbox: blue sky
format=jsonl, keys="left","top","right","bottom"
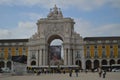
{"left": 0, "top": 0, "right": 120, "bottom": 39}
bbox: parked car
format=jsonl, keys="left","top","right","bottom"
{"left": 112, "top": 68, "right": 120, "bottom": 72}
{"left": 1, "top": 68, "right": 10, "bottom": 73}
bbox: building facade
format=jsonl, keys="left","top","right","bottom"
{"left": 27, "top": 5, "right": 84, "bottom": 68}
{"left": 0, "top": 6, "right": 120, "bottom": 71}
{"left": 83, "top": 37, "right": 120, "bottom": 69}
{"left": 0, "top": 39, "right": 28, "bottom": 70}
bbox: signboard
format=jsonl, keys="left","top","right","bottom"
{"left": 49, "top": 45, "right": 61, "bottom": 65}
{"left": 12, "top": 55, "right": 27, "bottom": 64}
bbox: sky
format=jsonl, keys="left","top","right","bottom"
{"left": 0, "top": 0, "right": 120, "bottom": 39}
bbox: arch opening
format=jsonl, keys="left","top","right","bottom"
{"left": 7, "top": 61, "right": 11, "bottom": 69}
{"left": 86, "top": 60, "right": 92, "bottom": 69}
{"left": 102, "top": 60, "right": 107, "bottom": 65}
{"left": 48, "top": 35, "right": 64, "bottom": 66}
{"left": 94, "top": 60, "right": 99, "bottom": 69}
{"left": 109, "top": 59, "right": 115, "bottom": 65}
{"left": 76, "top": 60, "right": 82, "bottom": 69}
{"left": 117, "top": 59, "right": 120, "bottom": 64}
{"left": 31, "top": 61, "right": 36, "bottom": 65}
{"left": 0, "top": 61, "right": 5, "bottom": 68}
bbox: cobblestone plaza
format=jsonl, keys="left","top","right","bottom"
{"left": 0, "top": 72, "right": 120, "bottom": 80}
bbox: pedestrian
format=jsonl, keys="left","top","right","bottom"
{"left": 69, "top": 69, "right": 72, "bottom": 77}
{"left": 103, "top": 70, "right": 106, "bottom": 78}
{"left": 75, "top": 69, "right": 79, "bottom": 77}
{"left": 99, "top": 70, "right": 102, "bottom": 77}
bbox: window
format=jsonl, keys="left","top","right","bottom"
{"left": 8, "top": 53, "right": 11, "bottom": 59}
{"left": 76, "top": 51, "right": 81, "bottom": 58}
{"left": 1, "top": 48, "right": 4, "bottom": 51}
{"left": 16, "top": 48, "right": 18, "bottom": 50}
{"left": 22, "top": 47, "right": 26, "bottom": 55}
{"left": 118, "top": 50, "right": 120, "bottom": 58}
{"left": 102, "top": 45, "right": 105, "bottom": 48}
{"left": 118, "top": 45, "right": 120, "bottom": 48}
{"left": 110, "top": 51, "right": 114, "bottom": 58}
{"left": 86, "top": 51, "right": 90, "bottom": 58}
{"left": 94, "top": 45, "right": 97, "bottom": 49}
{"left": 86, "top": 46, "right": 89, "bottom": 49}
{"left": 94, "top": 51, "right": 98, "bottom": 58}
{"left": 31, "top": 51, "right": 36, "bottom": 59}
{"left": 0, "top": 52, "right": 4, "bottom": 59}
{"left": 8, "top": 48, "right": 11, "bottom": 51}
{"left": 102, "top": 50, "right": 106, "bottom": 58}
{"left": 23, "top": 47, "right": 26, "bottom": 50}
{"left": 110, "top": 45, "right": 113, "bottom": 48}
{"left": 16, "top": 48, "right": 19, "bottom": 55}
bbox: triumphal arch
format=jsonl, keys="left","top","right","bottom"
{"left": 27, "top": 5, "right": 84, "bottom": 69}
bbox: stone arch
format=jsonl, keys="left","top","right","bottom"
{"left": 47, "top": 34, "right": 64, "bottom": 44}
{"left": 94, "top": 60, "right": 99, "bottom": 69}
{"left": 7, "top": 61, "right": 12, "bottom": 69}
{"left": 0, "top": 61, "right": 5, "bottom": 68}
{"left": 86, "top": 60, "right": 92, "bottom": 69}
{"left": 76, "top": 60, "right": 82, "bottom": 69}
{"left": 31, "top": 61, "right": 36, "bottom": 66}
{"left": 101, "top": 59, "right": 107, "bottom": 65}
{"left": 109, "top": 59, "right": 115, "bottom": 65}
{"left": 28, "top": 5, "right": 83, "bottom": 68}
{"left": 117, "top": 59, "right": 120, "bottom": 64}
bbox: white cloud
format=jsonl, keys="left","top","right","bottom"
{"left": 0, "top": 21, "right": 37, "bottom": 39}
{"left": 0, "top": 0, "right": 120, "bottom": 10}
{"left": 0, "top": 19, "right": 120, "bottom": 39}
{"left": 74, "top": 18, "right": 120, "bottom": 37}
{"left": 0, "top": 29, "right": 12, "bottom": 39}
{"left": 23, "top": 13, "right": 45, "bottom": 21}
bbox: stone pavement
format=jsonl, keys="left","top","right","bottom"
{"left": 0, "top": 72, "right": 120, "bottom": 80}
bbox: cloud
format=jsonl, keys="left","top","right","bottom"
{"left": 0, "top": 29, "right": 12, "bottom": 39}
{"left": 74, "top": 18, "right": 120, "bottom": 37}
{"left": 0, "top": 18, "right": 120, "bottom": 39}
{"left": 22, "top": 13, "right": 45, "bottom": 21}
{"left": 0, "top": 21, "right": 37, "bottom": 39}
{"left": 0, "top": 0, "right": 120, "bottom": 10}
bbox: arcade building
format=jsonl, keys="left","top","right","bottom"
{"left": 0, "top": 5, "right": 120, "bottom": 72}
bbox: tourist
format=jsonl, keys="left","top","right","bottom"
{"left": 99, "top": 70, "right": 102, "bottom": 77}
{"left": 69, "top": 69, "right": 72, "bottom": 77}
{"left": 103, "top": 70, "right": 106, "bottom": 78}
{"left": 75, "top": 69, "right": 79, "bottom": 77}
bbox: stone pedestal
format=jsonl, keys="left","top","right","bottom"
{"left": 12, "top": 62, "right": 27, "bottom": 75}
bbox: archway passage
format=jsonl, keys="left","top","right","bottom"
{"left": 86, "top": 60, "right": 92, "bottom": 69}
{"left": 117, "top": 59, "right": 120, "bottom": 64}
{"left": 0, "top": 61, "right": 5, "bottom": 68}
{"left": 109, "top": 59, "right": 115, "bottom": 65}
{"left": 94, "top": 60, "right": 99, "bottom": 69}
{"left": 102, "top": 59, "right": 107, "bottom": 65}
{"left": 76, "top": 60, "right": 82, "bottom": 69}
{"left": 7, "top": 61, "right": 11, "bottom": 69}
{"left": 31, "top": 61, "right": 36, "bottom": 66}
{"left": 48, "top": 35, "right": 64, "bottom": 65}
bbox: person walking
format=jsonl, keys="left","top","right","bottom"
{"left": 103, "top": 70, "right": 106, "bottom": 78}
{"left": 75, "top": 69, "right": 79, "bottom": 77}
{"left": 99, "top": 70, "right": 102, "bottom": 77}
{"left": 69, "top": 69, "right": 72, "bottom": 77}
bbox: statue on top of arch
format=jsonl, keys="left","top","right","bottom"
{"left": 47, "top": 5, "right": 63, "bottom": 19}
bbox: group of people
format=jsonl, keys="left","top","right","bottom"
{"left": 99, "top": 70, "right": 106, "bottom": 78}
{"left": 69, "top": 69, "right": 79, "bottom": 77}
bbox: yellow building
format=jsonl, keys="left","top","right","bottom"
{"left": 0, "top": 39, "right": 28, "bottom": 70}
{"left": 0, "top": 37, "right": 120, "bottom": 71}
{"left": 84, "top": 37, "right": 120, "bottom": 70}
